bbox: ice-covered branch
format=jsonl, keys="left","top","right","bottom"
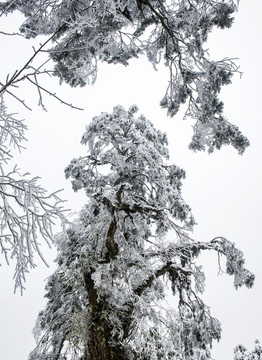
{"left": 0, "top": 96, "right": 68, "bottom": 292}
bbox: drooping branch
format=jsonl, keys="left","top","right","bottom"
{"left": 0, "top": 171, "right": 68, "bottom": 292}
{"left": 0, "top": 97, "right": 70, "bottom": 291}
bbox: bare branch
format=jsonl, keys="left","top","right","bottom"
{"left": 0, "top": 26, "right": 65, "bottom": 96}
{"left": 26, "top": 77, "right": 84, "bottom": 111}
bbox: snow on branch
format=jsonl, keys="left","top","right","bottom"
{"left": 0, "top": 96, "right": 68, "bottom": 292}
{"left": 1, "top": 0, "right": 248, "bottom": 152}
{"left": 29, "top": 105, "right": 254, "bottom": 359}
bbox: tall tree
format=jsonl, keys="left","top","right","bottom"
{"left": 0, "top": 1, "right": 249, "bottom": 289}
{"left": 29, "top": 106, "right": 254, "bottom": 360}
{"left": 0, "top": 0, "right": 249, "bottom": 153}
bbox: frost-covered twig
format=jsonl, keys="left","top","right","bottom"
{"left": 0, "top": 96, "right": 68, "bottom": 292}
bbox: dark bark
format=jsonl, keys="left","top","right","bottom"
{"left": 87, "top": 309, "right": 127, "bottom": 360}
{"left": 105, "top": 217, "right": 118, "bottom": 262}
{"left": 84, "top": 270, "right": 127, "bottom": 360}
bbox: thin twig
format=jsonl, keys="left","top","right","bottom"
{"left": 0, "top": 25, "right": 66, "bottom": 95}
{"left": 0, "top": 30, "right": 24, "bottom": 36}
{"left": 0, "top": 81, "right": 32, "bottom": 110}
{"left": 26, "top": 77, "right": 84, "bottom": 111}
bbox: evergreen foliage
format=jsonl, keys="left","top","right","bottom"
{"left": 0, "top": 1, "right": 257, "bottom": 357}
{"left": 0, "top": 0, "right": 249, "bottom": 153}
{"left": 234, "top": 341, "right": 262, "bottom": 360}
{"left": 29, "top": 106, "right": 254, "bottom": 359}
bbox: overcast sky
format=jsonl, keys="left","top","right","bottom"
{"left": 0, "top": 1, "right": 261, "bottom": 359}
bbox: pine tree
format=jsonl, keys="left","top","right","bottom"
{"left": 29, "top": 106, "right": 254, "bottom": 360}
{"left": 0, "top": 2, "right": 256, "bottom": 356}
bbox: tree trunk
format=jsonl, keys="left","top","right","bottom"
{"left": 87, "top": 308, "right": 126, "bottom": 360}
{"left": 84, "top": 271, "right": 127, "bottom": 360}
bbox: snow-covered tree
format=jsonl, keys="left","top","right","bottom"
{"left": 0, "top": 95, "right": 67, "bottom": 292}
{"left": 0, "top": 0, "right": 249, "bottom": 153}
{"left": 234, "top": 341, "right": 262, "bottom": 360}
{"left": 0, "top": 1, "right": 250, "bottom": 289}
{"left": 29, "top": 105, "right": 254, "bottom": 360}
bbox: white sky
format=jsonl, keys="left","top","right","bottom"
{"left": 0, "top": 0, "right": 261, "bottom": 359}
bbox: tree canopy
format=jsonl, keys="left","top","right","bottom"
{"left": 0, "top": 1, "right": 258, "bottom": 358}
{"left": 0, "top": 0, "right": 249, "bottom": 153}
{"left": 29, "top": 106, "right": 254, "bottom": 360}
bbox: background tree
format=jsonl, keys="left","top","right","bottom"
{"left": 29, "top": 106, "right": 254, "bottom": 360}
{"left": 234, "top": 341, "right": 262, "bottom": 360}
{"left": 0, "top": 0, "right": 249, "bottom": 153}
